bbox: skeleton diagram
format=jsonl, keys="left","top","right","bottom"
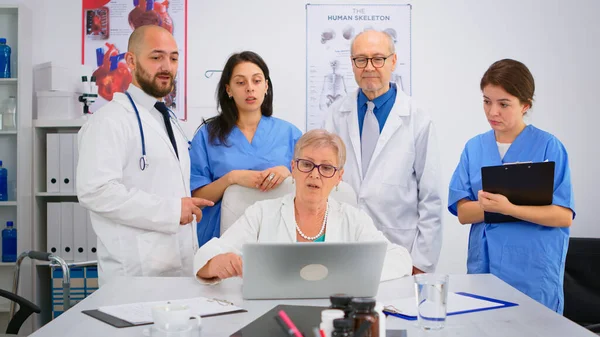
{"left": 319, "top": 60, "right": 347, "bottom": 110}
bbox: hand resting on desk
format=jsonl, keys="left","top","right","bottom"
{"left": 196, "top": 252, "right": 243, "bottom": 280}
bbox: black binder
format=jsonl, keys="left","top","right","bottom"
{"left": 229, "top": 304, "right": 407, "bottom": 337}
{"left": 481, "top": 162, "right": 555, "bottom": 223}
{"left": 229, "top": 305, "right": 326, "bottom": 337}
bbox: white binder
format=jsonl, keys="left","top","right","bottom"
{"left": 46, "top": 134, "right": 60, "bottom": 193}
{"left": 60, "top": 202, "right": 75, "bottom": 261}
{"left": 59, "top": 134, "right": 75, "bottom": 193}
{"left": 72, "top": 134, "right": 79, "bottom": 194}
{"left": 47, "top": 202, "right": 61, "bottom": 255}
{"left": 86, "top": 211, "right": 97, "bottom": 261}
{"left": 73, "top": 203, "right": 88, "bottom": 262}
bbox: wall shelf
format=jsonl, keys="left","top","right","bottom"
{"left": 0, "top": 78, "right": 17, "bottom": 85}
{"left": 0, "top": 4, "right": 34, "bottom": 333}
{"left": 35, "top": 192, "right": 77, "bottom": 197}
{"left": 35, "top": 260, "right": 97, "bottom": 267}
{"left": 33, "top": 119, "right": 87, "bottom": 128}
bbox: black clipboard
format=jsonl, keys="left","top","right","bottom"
{"left": 82, "top": 309, "right": 136, "bottom": 328}
{"left": 481, "top": 161, "right": 555, "bottom": 223}
{"left": 82, "top": 306, "right": 247, "bottom": 328}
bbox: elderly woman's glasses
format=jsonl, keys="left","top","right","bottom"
{"left": 295, "top": 159, "right": 339, "bottom": 178}
{"left": 352, "top": 54, "right": 394, "bottom": 69}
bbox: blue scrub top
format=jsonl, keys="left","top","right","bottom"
{"left": 190, "top": 115, "right": 302, "bottom": 247}
{"left": 448, "top": 125, "right": 575, "bottom": 313}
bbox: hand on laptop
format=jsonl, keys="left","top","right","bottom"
{"left": 196, "top": 253, "right": 243, "bottom": 280}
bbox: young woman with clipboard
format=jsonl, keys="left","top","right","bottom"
{"left": 447, "top": 59, "right": 575, "bottom": 313}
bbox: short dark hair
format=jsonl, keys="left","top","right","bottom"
{"left": 480, "top": 59, "right": 535, "bottom": 108}
{"left": 204, "top": 51, "right": 273, "bottom": 146}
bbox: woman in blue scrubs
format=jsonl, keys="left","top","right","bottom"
{"left": 190, "top": 51, "right": 302, "bottom": 246}
{"left": 448, "top": 59, "right": 575, "bottom": 313}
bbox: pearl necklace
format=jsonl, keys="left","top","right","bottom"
{"left": 296, "top": 204, "right": 328, "bottom": 241}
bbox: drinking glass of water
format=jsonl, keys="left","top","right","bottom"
{"left": 414, "top": 274, "right": 449, "bottom": 330}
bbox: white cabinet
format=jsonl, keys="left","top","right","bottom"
{"left": 32, "top": 119, "right": 86, "bottom": 327}
{"left": 0, "top": 3, "right": 33, "bottom": 334}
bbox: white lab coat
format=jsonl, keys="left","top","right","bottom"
{"left": 76, "top": 87, "right": 197, "bottom": 286}
{"left": 324, "top": 87, "right": 442, "bottom": 272}
{"left": 193, "top": 193, "right": 413, "bottom": 283}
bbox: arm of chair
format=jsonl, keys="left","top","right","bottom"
{"left": 0, "top": 289, "right": 41, "bottom": 314}
{"left": 585, "top": 323, "right": 600, "bottom": 333}
{"left": 0, "top": 288, "right": 41, "bottom": 334}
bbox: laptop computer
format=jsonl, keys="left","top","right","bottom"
{"left": 242, "top": 241, "right": 387, "bottom": 300}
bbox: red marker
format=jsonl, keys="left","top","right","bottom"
{"left": 277, "top": 310, "right": 303, "bottom": 337}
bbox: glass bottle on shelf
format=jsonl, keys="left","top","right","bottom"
{"left": 1, "top": 96, "right": 16, "bottom": 130}
{"left": 0, "top": 38, "right": 11, "bottom": 78}
{"left": 0, "top": 160, "right": 7, "bottom": 201}
{"left": 2, "top": 221, "right": 17, "bottom": 262}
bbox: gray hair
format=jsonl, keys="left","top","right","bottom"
{"left": 350, "top": 29, "right": 396, "bottom": 55}
{"left": 293, "top": 129, "right": 346, "bottom": 168}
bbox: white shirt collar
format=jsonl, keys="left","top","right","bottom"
{"left": 127, "top": 84, "right": 160, "bottom": 113}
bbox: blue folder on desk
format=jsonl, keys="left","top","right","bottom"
{"left": 383, "top": 292, "right": 518, "bottom": 321}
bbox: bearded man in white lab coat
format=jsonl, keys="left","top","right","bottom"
{"left": 77, "top": 25, "right": 213, "bottom": 286}
{"left": 325, "top": 30, "right": 442, "bottom": 274}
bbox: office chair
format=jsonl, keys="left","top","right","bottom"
{"left": 220, "top": 177, "right": 357, "bottom": 235}
{"left": 563, "top": 237, "right": 600, "bottom": 333}
{"left": 0, "top": 288, "right": 41, "bottom": 334}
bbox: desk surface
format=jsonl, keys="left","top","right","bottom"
{"left": 29, "top": 274, "right": 595, "bottom": 337}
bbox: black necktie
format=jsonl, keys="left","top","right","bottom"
{"left": 154, "top": 101, "right": 179, "bottom": 159}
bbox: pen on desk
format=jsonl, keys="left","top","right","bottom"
{"left": 277, "top": 310, "right": 303, "bottom": 337}
{"left": 275, "top": 315, "right": 295, "bottom": 336}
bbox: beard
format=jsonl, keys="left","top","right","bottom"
{"left": 134, "top": 64, "right": 175, "bottom": 98}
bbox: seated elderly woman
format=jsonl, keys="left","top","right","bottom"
{"left": 194, "top": 129, "right": 413, "bottom": 283}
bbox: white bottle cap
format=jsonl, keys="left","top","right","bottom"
{"left": 321, "top": 309, "right": 344, "bottom": 321}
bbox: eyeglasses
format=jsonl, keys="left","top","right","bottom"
{"left": 351, "top": 54, "right": 394, "bottom": 69}
{"left": 295, "top": 159, "right": 339, "bottom": 178}
{"left": 208, "top": 298, "right": 234, "bottom": 306}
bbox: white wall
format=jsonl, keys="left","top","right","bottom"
{"left": 17, "top": 0, "right": 600, "bottom": 274}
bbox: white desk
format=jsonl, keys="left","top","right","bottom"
{"left": 29, "top": 274, "right": 595, "bottom": 337}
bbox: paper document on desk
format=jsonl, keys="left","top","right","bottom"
{"left": 384, "top": 292, "right": 518, "bottom": 320}
{"left": 97, "top": 297, "right": 245, "bottom": 325}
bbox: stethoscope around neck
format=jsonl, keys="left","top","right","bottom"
{"left": 125, "top": 91, "right": 191, "bottom": 171}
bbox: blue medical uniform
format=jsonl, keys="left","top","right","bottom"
{"left": 448, "top": 125, "right": 575, "bottom": 313}
{"left": 190, "top": 116, "right": 302, "bottom": 247}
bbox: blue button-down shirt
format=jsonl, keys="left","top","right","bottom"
{"left": 357, "top": 82, "right": 397, "bottom": 136}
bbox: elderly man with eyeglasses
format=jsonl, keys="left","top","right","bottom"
{"left": 324, "top": 29, "right": 443, "bottom": 275}
{"left": 193, "top": 129, "right": 413, "bottom": 283}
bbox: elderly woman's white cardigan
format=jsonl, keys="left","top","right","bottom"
{"left": 193, "top": 193, "right": 413, "bottom": 283}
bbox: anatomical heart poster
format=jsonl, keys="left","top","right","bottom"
{"left": 82, "top": 0, "right": 187, "bottom": 119}
{"left": 305, "top": 4, "right": 411, "bottom": 130}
